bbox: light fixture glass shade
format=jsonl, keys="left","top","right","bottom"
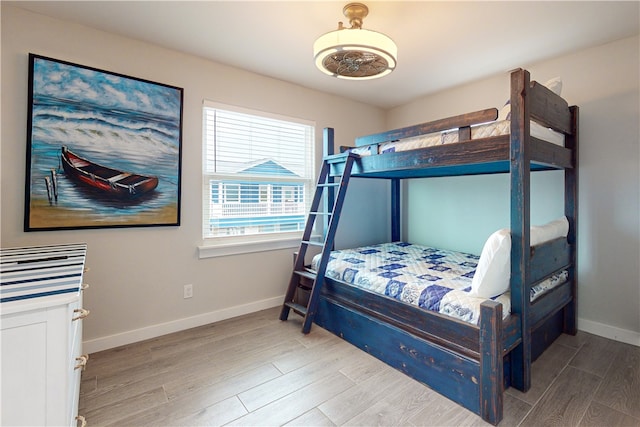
{"left": 313, "top": 28, "right": 397, "bottom": 80}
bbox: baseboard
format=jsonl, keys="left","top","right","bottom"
{"left": 578, "top": 317, "right": 640, "bottom": 347}
{"left": 82, "top": 295, "right": 284, "bottom": 354}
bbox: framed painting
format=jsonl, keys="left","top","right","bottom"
{"left": 24, "top": 54, "right": 183, "bottom": 231}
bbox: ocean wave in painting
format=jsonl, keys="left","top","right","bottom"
{"left": 31, "top": 95, "right": 179, "bottom": 171}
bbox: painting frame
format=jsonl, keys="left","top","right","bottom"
{"left": 24, "top": 54, "right": 183, "bottom": 231}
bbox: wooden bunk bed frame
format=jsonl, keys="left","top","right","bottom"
{"left": 311, "top": 69, "right": 578, "bottom": 425}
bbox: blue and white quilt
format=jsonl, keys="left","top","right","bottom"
{"left": 312, "top": 242, "right": 567, "bottom": 325}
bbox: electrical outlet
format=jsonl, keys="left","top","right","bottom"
{"left": 183, "top": 284, "right": 193, "bottom": 299}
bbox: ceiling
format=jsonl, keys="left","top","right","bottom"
{"left": 11, "top": 1, "right": 640, "bottom": 109}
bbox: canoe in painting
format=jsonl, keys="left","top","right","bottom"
{"left": 60, "top": 146, "right": 159, "bottom": 198}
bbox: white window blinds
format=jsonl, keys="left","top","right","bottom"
{"left": 202, "top": 101, "right": 315, "bottom": 240}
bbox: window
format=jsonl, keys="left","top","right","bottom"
{"left": 202, "top": 101, "right": 315, "bottom": 246}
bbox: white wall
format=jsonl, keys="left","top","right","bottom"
{"left": 1, "top": 5, "right": 389, "bottom": 352}
{"left": 389, "top": 36, "right": 640, "bottom": 345}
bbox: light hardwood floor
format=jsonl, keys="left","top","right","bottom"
{"left": 79, "top": 307, "right": 640, "bottom": 426}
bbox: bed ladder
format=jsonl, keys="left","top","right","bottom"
{"left": 279, "top": 152, "right": 358, "bottom": 334}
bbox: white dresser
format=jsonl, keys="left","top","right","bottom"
{"left": 1, "top": 243, "right": 89, "bottom": 427}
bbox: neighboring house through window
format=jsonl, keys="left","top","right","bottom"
{"left": 202, "top": 102, "right": 315, "bottom": 246}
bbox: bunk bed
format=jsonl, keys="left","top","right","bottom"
{"left": 309, "top": 69, "right": 578, "bottom": 425}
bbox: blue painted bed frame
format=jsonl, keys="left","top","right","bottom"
{"left": 312, "top": 69, "right": 579, "bottom": 425}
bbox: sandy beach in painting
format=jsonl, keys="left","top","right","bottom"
{"left": 28, "top": 198, "right": 178, "bottom": 229}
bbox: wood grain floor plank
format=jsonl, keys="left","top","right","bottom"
{"left": 115, "top": 363, "right": 282, "bottom": 426}
{"left": 239, "top": 343, "right": 370, "bottom": 412}
{"left": 86, "top": 306, "right": 273, "bottom": 370}
{"left": 284, "top": 408, "right": 336, "bottom": 426}
{"left": 173, "top": 396, "right": 248, "bottom": 426}
{"left": 79, "top": 375, "right": 97, "bottom": 398}
{"left": 80, "top": 371, "right": 169, "bottom": 413}
{"left": 292, "top": 321, "right": 341, "bottom": 349}
{"left": 162, "top": 338, "right": 304, "bottom": 400}
{"left": 319, "top": 367, "right": 410, "bottom": 425}
{"left": 407, "top": 387, "right": 490, "bottom": 427}
{"left": 569, "top": 332, "right": 624, "bottom": 377}
{"left": 84, "top": 325, "right": 267, "bottom": 408}
{"left": 554, "top": 331, "right": 592, "bottom": 349}
{"left": 338, "top": 350, "right": 390, "bottom": 384}
{"left": 88, "top": 336, "right": 218, "bottom": 395}
{"left": 416, "top": 393, "right": 532, "bottom": 427}
{"left": 82, "top": 349, "right": 205, "bottom": 406}
{"left": 343, "top": 378, "right": 433, "bottom": 426}
{"left": 499, "top": 393, "right": 533, "bottom": 427}
{"left": 132, "top": 310, "right": 297, "bottom": 369}
{"left": 593, "top": 343, "right": 640, "bottom": 419}
{"left": 115, "top": 319, "right": 298, "bottom": 403}
{"left": 83, "top": 386, "right": 168, "bottom": 426}
{"left": 227, "top": 371, "right": 355, "bottom": 426}
{"left": 169, "top": 361, "right": 283, "bottom": 405}
{"left": 579, "top": 400, "right": 640, "bottom": 427}
{"left": 271, "top": 337, "right": 358, "bottom": 374}
{"left": 158, "top": 319, "right": 299, "bottom": 363}
{"left": 81, "top": 344, "right": 152, "bottom": 379}
{"left": 520, "top": 366, "right": 601, "bottom": 426}
{"left": 505, "top": 341, "right": 577, "bottom": 404}
{"left": 81, "top": 344, "right": 287, "bottom": 413}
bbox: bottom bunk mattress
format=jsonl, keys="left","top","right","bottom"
{"left": 311, "top": 242, "right": 567, "bottom": 325}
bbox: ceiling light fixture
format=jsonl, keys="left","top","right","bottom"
{"left": 313, "top": 2, "right": 397, "bottom": 80}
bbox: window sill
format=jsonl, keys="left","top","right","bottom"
{"left": 198, "top": 237, "right": 300, "bottom": 259}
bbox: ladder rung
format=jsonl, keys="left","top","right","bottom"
{"left": 284, "top": 302, "right": 308, "bottom": 316}
{"left": 326, "top": 152, "right": 357, "bottom": 163}
{"left": 309, "top": 211, "right": 332, "bottom": 216}
{"left": 294, "top": 270, "right": 316, "bottom": 281}
{"left": 318, "top": 183, "right": 340, "bottom": 188}
{"left": 302, "top": 240, "right": 324, "bottom": 247}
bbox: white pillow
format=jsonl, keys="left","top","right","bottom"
{"left": 497, "top": 100, "right": 512, "bottom": 122}
{"left": 543, "top": 77, "right": 563, "bottom": 96}
{"left": 469, "top": 216, "right": 569, "bottom": 298}
{"left": 469, "top": 228, "right": 511, "bottom": 298}
{"left": 497, "top": 77, "right": 563, "bottom": 122}
{"left": 531, "top": 216, "right": 569, "bottom": 246}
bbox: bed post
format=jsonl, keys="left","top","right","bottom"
{"left": 509, "top": 68, "right": 532, "bottom": 392}
{"left": 563, "top": 106, "right": 579, "bottom": 334}
{"left": 480, "top": 300, "right": 503, "bottom": 425}
{"left": 391, "top": 178, "right": 401, "bottom": 241}
{"left": 323, "top": 127, "right": 335, "bottom": 157}
{"left": 323, "top": 128, "right": 335, "bottom": 244}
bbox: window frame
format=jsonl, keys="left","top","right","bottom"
{"left": 199, "top": 101, "right": 316, "bottom": 258}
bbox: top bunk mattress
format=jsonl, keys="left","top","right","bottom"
{"left": 350, "top": 119, "right": 565, "bottom": 157}
{"left": 311, "top": 242, "right": 567, "bottom": 325}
